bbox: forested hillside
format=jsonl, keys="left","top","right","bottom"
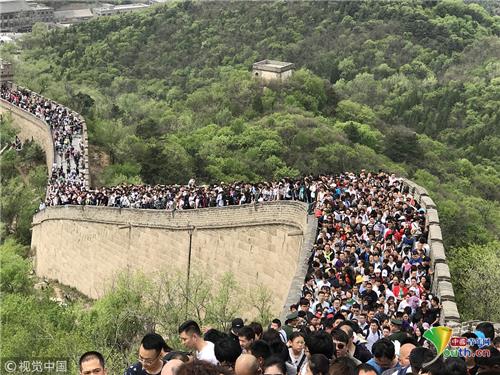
{"left": 1, "top": 0, "right": 499, "bottom": 322}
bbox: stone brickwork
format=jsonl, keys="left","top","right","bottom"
{"left": 402, "top": 178, "right": 461, "bottom": 326}
{"left": 0, "top": 84, "right": 91, "bottom": 187}
{"left": 452, "top": 320, "right": 500, "bottom": 337}
{"left": 32, "top": 202, "right": 317, "bottom": 315}
{"left": 281, "top": 213, "right": 317, "bottom": 320}
{"left": 0, "top": 98, "right": 54, "bottom": 171}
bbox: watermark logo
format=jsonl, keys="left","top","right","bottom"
{"left": 1, "top": 358, "right": 70, "bottom": 374}
{"left": 422, "top": 326, "right": 453, "bottom": 365}
{"left": 423, "top": 326, "right": 492, "bottom": 366}
{"left": 445, "top": 337, "right": 492, "bottom": 359}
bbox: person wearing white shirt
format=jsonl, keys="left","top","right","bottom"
{"left": 365, "top": 320, "right": 383, "bottom": 353}
{"left": 310, "top": 291, "right": 330, "bottom": 313}
{"left": 179, "top": 320, "right": 218, "bottom": 365}
{"left": 286, "top": 332, "right": 308, "bottom": 375}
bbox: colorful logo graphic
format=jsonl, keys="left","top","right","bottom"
{"left": 422, "top": 327, "right": 492, "bottom": 365}
{"left": 422, "top": 326, "right": 453, "bottom": 366}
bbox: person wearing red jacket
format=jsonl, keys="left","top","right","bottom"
{"left": 391, "top": 279, "right": 408, "bottom": 300}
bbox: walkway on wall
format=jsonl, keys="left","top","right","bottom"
{"left": 1, "top": 83, "right": 471, "bottom": 328}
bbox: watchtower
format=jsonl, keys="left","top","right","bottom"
{"left": 252, "top": 59, "right": 294, "bottom": 82}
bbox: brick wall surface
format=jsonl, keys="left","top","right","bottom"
{"left": 0, "top": 99, "right": 54, "bottom": 171}
{"left": 402, "top": 178, "right": 461, "bottom": 324}
{"left": 0, "top": 85, "right": 91, "bottom": 188}
{"left": 32, "top": 202, "right": 311, "bottom": 315}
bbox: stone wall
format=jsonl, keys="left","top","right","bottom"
{"left": 281, "top": 212, "right": 317, "bottom": 320}
{"left": 32, "top": 202, "right": 317, "bottom": 316}
{"left": 402, "top": 178, "right": 461, "bottom": 327}
{"left": 0, "top": 98, "right": 55, "bottom": 171}
{"left": 452, "top": 320, "right": 500, "bottom": 337}
{"left": 3, "top": 84, "right": 474, "bottom": 325}
{"left": 0, "top": 84, "right": 91, "bottom": 188}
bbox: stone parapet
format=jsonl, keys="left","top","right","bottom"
{"left": 0, "top": 98, "right": 55, "bottom": 172}
{"left": 438, "top": 281, "right": 455, "bottom": 302}
{"left": 421, "top": 195, "right": 436, "bottom": 209}
{"left": 280, "top": 214, "right": 317, "bottom": 320}
{"left": 2, "top": 83, "right": 90, "bottom": 189}
{"left": 429, "top": 224, "right": 443, "bottom": 243}
{"left": 33, "top": 201, "right": 310, "bottom": 231}
{"left": 32, "top": 202, "right": 311, "bottom": 316}
{"left": 434, "top": 263, "right": 451, "bottom": 282}
{"left": 430, "top": 241, "right": 447, "bottom": 264}
{"left": 441, "top": 301, "right": 460, "bottom": 322}
{"left": 401, "top": 178, "right": 461, "bottom": 325}
{"left": 427, "top": 209, "right": 440, "bottom": 225}
{"left": 452, "top": 320, "right": 500, "bottom": 336}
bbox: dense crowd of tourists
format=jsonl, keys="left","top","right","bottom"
{"left": 78, "top": 319, "right": 498, "bottom": 375}
{"left": 1, "top": 85, "right": 86, "bottom": 207}
{"left": 2, "top": 86, "right": 498, "bottom": 375}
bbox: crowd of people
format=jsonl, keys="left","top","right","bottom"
{"left": 1, "top": 85, "right": 87, "bottom": 208}
{"left": 68, "top": 160, "right": 497, "bottom": 375}
{"left": 2, "top": 85, "right": 324, "bottom": 211}
{"left": 37, "top": 176, "right": 321, "bottom": 210}
{"left": 79, "top": 319, "right": 499, "bottom": 375}
{"left": 3, "top": 85, "right": 498, "bottom": 375}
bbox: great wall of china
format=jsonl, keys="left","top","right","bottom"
{"left": 4, "top": 84, "right": 499, "bottom": 335}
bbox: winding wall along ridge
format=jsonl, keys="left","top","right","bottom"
{"left": 0, "top": 83, "right": 91, "bottom": 190}
{"left": 402, "top": 179, "right": 460, "bottom": 328}
{"left": 2, "top": 84, "right": 463, "bottom": 325}
{"left": 0, "top": 95, "right": 55, "bottom": 171}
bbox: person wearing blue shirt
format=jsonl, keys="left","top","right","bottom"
{"left": 366, "top": 339, "right": 400, "bottom": 375}
{"left": 409, "top": 251, "right": 422, "bottom": 265}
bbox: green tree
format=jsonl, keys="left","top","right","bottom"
{"left": 447, "top": 241, "right": 500, "bottom": 321}
{"left": 139, "top": 137, "right": 194, "bottom": 184}
{"left": 384, "top": 126, "right": 421, "bottom": 163}
{"left": 0, "top": 239, "right": 32, "bottom": 294}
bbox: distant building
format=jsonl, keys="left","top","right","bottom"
{"left": 252, "top": 59, "right": 294, "bottom": 82}
{"left": 0, "top": 0, "right": 54, "bottom": 32}
{"left": 93, "top": 3, "right": 150, "bottom": 17}
{"left": 54, "top": 8, "right": 93, "bottom": 24}
{"left": 0, "top": 59, "right": 14, "bottom": 83}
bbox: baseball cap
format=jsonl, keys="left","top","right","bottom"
{"left": 231, "top": 318, "right": 244, "bottom": 332}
